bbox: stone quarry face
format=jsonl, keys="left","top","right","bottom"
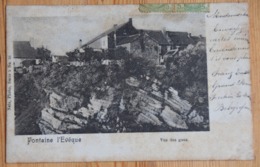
{"left": 49, "top": 92, "right": 83, "bottom": 112}
{"left": 38, "top": 83, "right": 204, "bottom": 134}
{"left": 160, "top": 106, "right": 188, "bottom": 129}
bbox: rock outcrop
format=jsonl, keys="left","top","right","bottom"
{"left": 38, "top": 81, "right": 204, "bottom": 134}
{"left": 49, "top": 92, "right": 83, "bottom": 112}
{"left": 160, "top": 106, "right": 188, "bottom": 129}
{"left": 137, "top": 112, "right": 162, "bottom": 126}
{"left": 187, "top": 110, "right": 204, "bottom": 124}
{"left": 38, "top": 91, "right": 113, "bottom": 134}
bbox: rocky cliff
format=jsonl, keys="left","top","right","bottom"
{"left": 38, "top": 78, "right": 205, "bottom": 134}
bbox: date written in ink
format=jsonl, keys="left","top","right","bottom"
{"left": 160, "top": 138, "right": 188, "bottom": 142}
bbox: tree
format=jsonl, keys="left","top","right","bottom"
{"left": 36, "top": 46, "right": 51, "bottom": 61}
{"left": 66, "top": 47, "right": 106, "bottom": 62}
{"left": 66, "top": 50, "right": 75, "bottom": 61}
{"left": 107, "top": 47, "right": 130, "bottom": 60}
{"left": 125, "top": 56, "right": 153, "bottom": 77}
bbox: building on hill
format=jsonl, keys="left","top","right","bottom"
{"left": 191, "top": 35, "right": 206, "bottom": 44}
{"left": 127, "top": 30, "right": 171, "bottom": 65}
{"left": 82, "top": 18, "right": 139, "bottom": 51}
{"left": 13, "top": 41, "right": 41, "bottom": 67}
{"left": 81, "top": 18, "right": 205, "bottom": 65}
{"left": 166, "top": 32, "right": 195, "bottom": 49}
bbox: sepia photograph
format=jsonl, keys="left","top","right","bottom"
{"left": 13, "top": 12, "right": 209, "bottom": 135}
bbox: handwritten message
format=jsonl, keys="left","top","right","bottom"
{"left": 206, "top": 7, "right": 251, "bottom": 115}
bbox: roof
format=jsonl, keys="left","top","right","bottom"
{"left": 83, "top": 22, "right": 128, "bottom": 47}
{"left": 166, "top": 32, "right": 195, "bottom": 46}
{"left": 117, "top": 34, "right": 140, "bottom": 45}
{"left": 13, "top": 41, "right": 39, "bottom": 59}
{"left": 145, "top": 31, "right": 169, "bottom": 45}
{"left": 191, "top": 36, "right": 206, "bottom": 43}
{"left": 117, "top": 30, "right": 170, "bottom": 46}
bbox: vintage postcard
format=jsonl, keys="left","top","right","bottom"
{"left": 6, "top": 3, "right": 253, "bottom": 162}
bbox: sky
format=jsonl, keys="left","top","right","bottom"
{"left": 12, "top": 6, "right": 205, "bottom": 55}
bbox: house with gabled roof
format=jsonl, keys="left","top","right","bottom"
{"left": 13, "top": 41, "right": 41, "bottom": 67}
{"left": 81, "top": 18, "right": 205, "bottom": 65}
{"left": 166, "top": 32, "right": 195, "bottom": 49}
{"left": 82, "top": 18, "right": 139, "bottom": 51}
{"left": 128, "top": 30, "right": 171, "bottom": 65}
{"left": 81, "top": 18, "right": 171, "bottom": 65}
{"left": 166, "top": 32, "right": 205, "bottom": 49}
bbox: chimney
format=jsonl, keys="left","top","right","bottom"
{"left": 30, "top": 37, "right": 34, "bottom": 47}
{"left": 79, "top": 39, "right": 82, "bottom": 48}
{"left": 162, "top": 27, "right": 169, "bottom": 41}
{"left": 128, "top": 18, "right": 132, "bottom": 25}
{"left": 113, "top": 25, "right": 118, "bottom": 48}
{"left": 162, "top": 27, "right": 167, "bottom": 35}
{"left": 188, "top": 33, "right": 191, "bottom": 38}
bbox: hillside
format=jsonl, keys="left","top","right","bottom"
{"left": 14, "top": 41, "right": 209, "bottom": 134}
